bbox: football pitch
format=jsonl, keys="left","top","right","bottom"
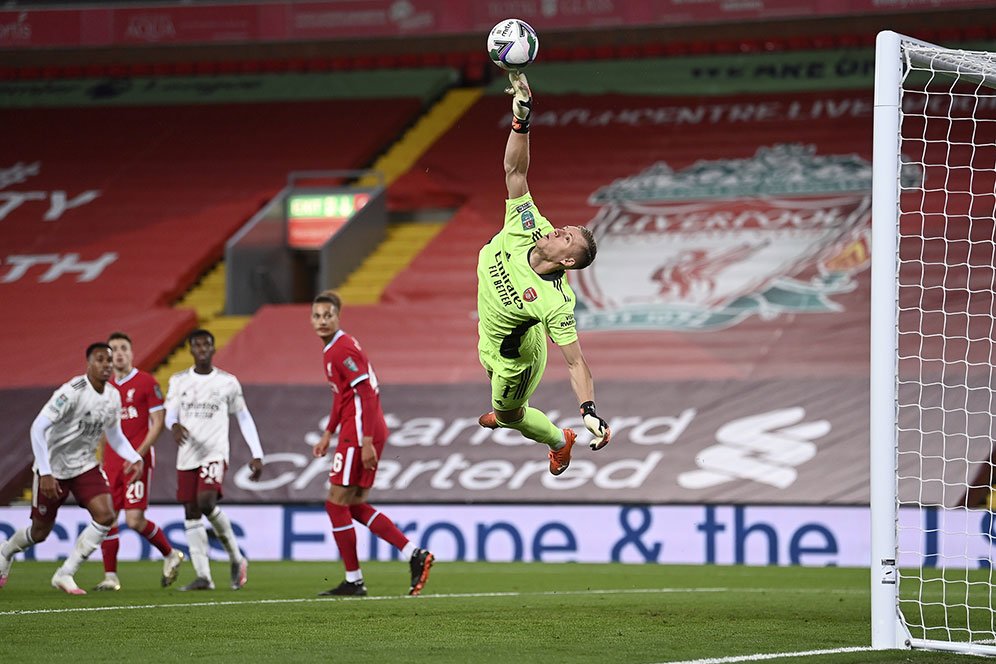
{"left": 0, "top": 561, "right": 986, "bottom": 663}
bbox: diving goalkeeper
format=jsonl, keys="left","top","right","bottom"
{"left": 476, "top": 71, "right": 611, "bottom": 475}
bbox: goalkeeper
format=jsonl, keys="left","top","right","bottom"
{"left": 476, "top": 71, "right": 611, "bottom": 475}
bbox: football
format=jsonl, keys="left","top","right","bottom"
{"left": 486, "top": 18, "right": 539, "bottom": 71}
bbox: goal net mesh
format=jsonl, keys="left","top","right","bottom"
{"left": 894, "top": 40, "right": 996, "bottom": 650}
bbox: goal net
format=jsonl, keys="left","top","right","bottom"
{"left": 871, "top": 31, "right": 996, "bottom": 655}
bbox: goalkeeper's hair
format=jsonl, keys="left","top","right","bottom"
{"left": 574, "top": 226, "right": 598, "bottom": 270}
{"left": 314, "top": 289, "right": 342, "bottom": 313}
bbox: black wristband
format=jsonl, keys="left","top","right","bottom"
{"left": 580, "top": 401, "right": 596, "bottom": 417}
{"left": 511, "top": 117, "right": 530, "bottom": 133}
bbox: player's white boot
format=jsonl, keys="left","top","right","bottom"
{"left": 51, "top": 569, "right": 86, "bottom": 595}
{"left": 0, "top": 543, "right": 12, "bottom": 589}
{"left": 162, "top": 549, "right": 184, "bottom": 588}
{"left": 94, "top": 572, "right": 121, "bottom": 591}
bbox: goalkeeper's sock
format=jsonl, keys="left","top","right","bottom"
{"left": 60, "top": 520, "right": 111, "bottom": 575}
{"left": 207, "top": 506, "right": 243, "bottom": 564}
{"left": 349, "top": 503, "right": 410, "bottom": 552}
{"left": 326, "top": 501, "right": 361, "bottom": 577}
{"left": 184, "top": 519, "right": 212, "bottom": 581}
{"left": 101, "top": 526, "right": 120, "bottom": 573}
{"left": 500, "top": 407, "right": 563, "bottom": 448}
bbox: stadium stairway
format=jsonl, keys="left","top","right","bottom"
{"left": 153, "top": 261, "right": 251, "bottom": 386}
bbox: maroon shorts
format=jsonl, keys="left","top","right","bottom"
{"left": 176, "top": 461, "right": 227, "bottom": 504}
{"left": 31, "top": 466, "right": 110, "bottom": 523}
{"left": 105, "top": 453, "right": 154, "bottom": 511}
{"left": 329, "top": 438, "right": 385, "bottom": 489}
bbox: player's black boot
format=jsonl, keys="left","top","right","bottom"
{"left": 319, "top": 579, "right": 367, "bottom": 597}
{"left": 408, "top": 548, "right": 434, "bottom": 596}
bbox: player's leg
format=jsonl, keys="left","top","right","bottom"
{"left": 196, "top": 463, "right": 247, "bottom": 590}
{"left": 481, "top": 339, "right": 576, "bottom": 473}
{"left": 178, "top": 468, "right": 214, "bottom": 590}
{"left": 96, "top": 466, "right": 123, "bottom": 591}
{"left": 320, "top": 483, "right": 367, "bottom": 596}
{"left": 0, "top": 473, "right": 60, "bottom": 588}
{"left": 53, "top": 469, "right": 116, "bottom": 595}
{"left": 347, "top": 433, "right": 434, "bottom": 596}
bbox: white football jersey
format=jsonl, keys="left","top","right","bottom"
{"left": 38, "top": 374, "right": 122, "bottom": 480}
{"left": 165, "top": 368, "right": 247, "bottom": 470}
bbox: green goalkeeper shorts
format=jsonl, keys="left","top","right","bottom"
{"left": 479, "top": 328, "right": 547, "bottom": 411}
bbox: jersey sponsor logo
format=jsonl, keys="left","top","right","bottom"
{"left": 343, "top": 357, "right": 359, "bottom": 373}
{"left": 515, "top": 201, "right": 533, "bottom": 213}
{"left": 521, "top": 210, "right": 535, "bottom": 230}
{"left": 558, "top": 314, "right": 576, "bottom": 328}
{"left": 488, "top": 251, "right": 524, "bottom": 310}
{"left": 523, "top": 287, "right": 537, "bottom": 302}
{"left": 121, "top": 405, "right": 140, "bottom": 420}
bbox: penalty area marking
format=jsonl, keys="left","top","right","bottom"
{"left": 0, "top": 586, "right": 731, "bottom": 617}
{"left": 654, "top": 647, "right": 875, "bottom": 664}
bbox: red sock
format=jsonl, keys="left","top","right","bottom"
{"left": 326, "top": 501, "right": 359, "bottom": 573}
{"left": 101, "top": 526, "right": 120, "bottom": 573}
{"left": 350, "top": 503, "right": 409, "bottom": 551}
{"left": 140, "top": 520, "right": 173, "bottom": 556}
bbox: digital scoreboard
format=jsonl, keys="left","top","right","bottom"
{"left": 286, "top": 191, "right": 370, "bottom": 249}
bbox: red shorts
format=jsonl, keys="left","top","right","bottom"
{"left": 329, "top": 438, "right": 385, "bottom": 489}
{"left": 177, "top": 461, "right": 227, "bottom": 504}
{"left": 31, "top": 466, "right": 110, "bottom": 523}
{"left": 105, "top": 453, "right": 154, "bottom": 511}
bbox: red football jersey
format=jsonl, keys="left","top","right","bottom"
{"left": 322, "top": 330, "right": 386, "bottom": 444}
{"left": 106, "top": 368, "right": 164, "bottom": 465}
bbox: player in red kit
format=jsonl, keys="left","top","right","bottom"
{"left": 96, "top": 332, "right": 184, "bottom": 590}
{"left": 311, "top": 290, "right": 434, "bottom": 596}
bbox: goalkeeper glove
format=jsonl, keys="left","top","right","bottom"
{"left": 580, "top": 401, "right": 611, "bottom": 451}
{"left": 506, "top": 71, "right": 532, "bottom": 133}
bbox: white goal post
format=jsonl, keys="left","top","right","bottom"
{"left": 871, "top": 31, "right": 996, "bottom": 655}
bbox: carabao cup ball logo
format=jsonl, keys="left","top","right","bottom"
{"left": 487, "top": 19, "right": 539, "bottom": 71}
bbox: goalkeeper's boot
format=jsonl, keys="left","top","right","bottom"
{"left": 319, "top": 579, "right": 367, "bottom": 597}
{"left": 0, "top": 545, "right": 12, "bottom": 589}
{"left": 478, "top": 412, "right": 499, "bottom": 429}
{"left": 231, "top": 557, "right": 248, "bottom": 590}
{"left": 548, "top": 429, "right": 576, "bottom": 476}
{"left": 408, "top": 548, "right": 434, "bottom": 596}
{"left": 51, "top": 569, "right": 86, "bottom": 595}
{"left": 94, "top": 573, "right": 121, "bottom": 591}
{"left": 179, "top": 577, "right": 215, "bottom": 591}
{"left": 161, "top": 549, "right": 184, "bottom": 587}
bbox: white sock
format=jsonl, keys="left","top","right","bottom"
{"left": 2, "top": 526, "right": 34, "bottom": 558}
{"left": 207, "top": 506, "right": 242, "bottom": 563}
{"left": 402, "top": 542, "right": 418, "bottom": 559}
{"left": 345, "top": 569, "right": 363, "bottom": 583}
{"left": 185, "top": 519, "right": 212, "bottom": 580}
{"left": 59, "top": 521, "right": 110, "bottom": 576}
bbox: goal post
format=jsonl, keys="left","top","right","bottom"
{"left": 871, "top": 30, "right": 996, "bottom": 655}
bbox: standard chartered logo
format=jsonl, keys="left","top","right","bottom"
{"left": 678, "top": 408, "right": 829, "bottom": 490}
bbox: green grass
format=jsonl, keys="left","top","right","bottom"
{"left": 0, "top": 561, "right": 990, "bottom": 663}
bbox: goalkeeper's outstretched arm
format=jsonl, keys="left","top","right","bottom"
{"left": 504, "top": 71, "right": 532, "bottom": 200}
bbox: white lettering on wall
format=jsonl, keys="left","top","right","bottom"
{"left": 1, "top": 252, "right": 118, "bottom": 282}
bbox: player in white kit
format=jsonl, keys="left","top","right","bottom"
{"left": 0, "top": 342, "right": 144, "bottom": 594}
{"left": 165, "top": 329, "right": 264, "bottom": 591}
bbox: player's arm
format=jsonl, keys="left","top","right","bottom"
{"left": 557, "top": 341, "right": 611, "bottom": 450}
{"left": 163, "top": 376, "right": 189, "bottom": 445}
{"left": 104, "top": 420, "right": 144, "bottom": 483}
{"left": 504, "top": 71, "right": 533, "bottom": 200}
{"left": 29, "top": 413, "right": 60, "bottom": 499}
{"left": 136, "top": 408, "right": 165, "bottom": 458}
{"left": 353, "top": 379, "right": 381, "bottom": 470}
{"left": 313, "top": 392, "right": 341, "bottom": 458}
{"left": 234, "top": 408, "right": 264, "bottom": 481}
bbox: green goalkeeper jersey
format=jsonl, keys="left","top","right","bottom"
{"left": 477, "top": 192, "right": 578, "bottom": 372}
